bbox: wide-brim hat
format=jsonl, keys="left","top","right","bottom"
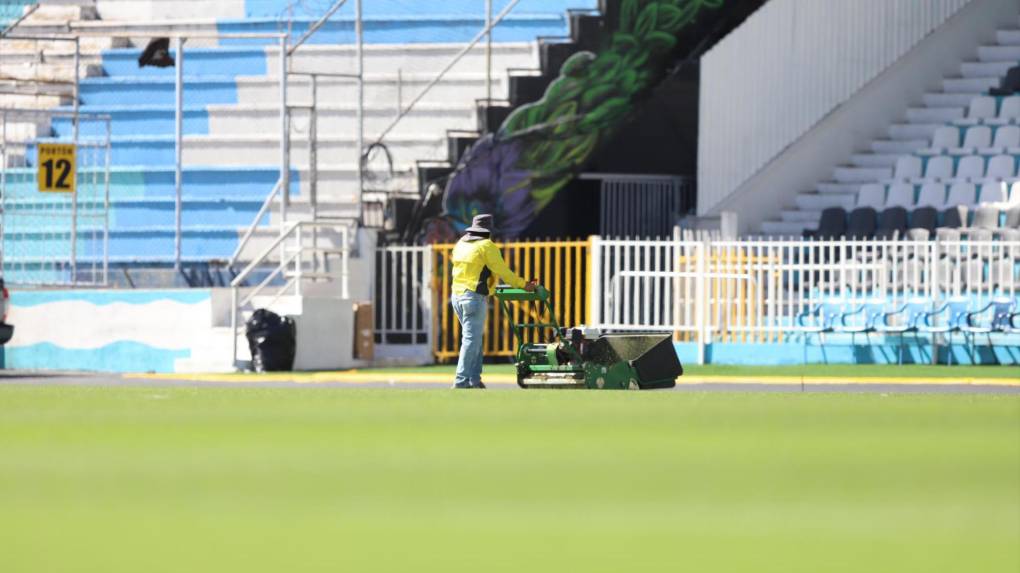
{"left": 465, "top": 213, "right": 494, "bottom": 234}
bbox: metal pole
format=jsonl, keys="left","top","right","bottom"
{"left": 355, "top": 0, "right": 364, "bottom": 225}
{"left": 71, "top": 38, "right": 80, "bottom": 285}
{"left": 485, "top": 0, "right": 492, "bottom": 103}
{"left": 279, "top": 35, "right": 288, "bottom": 230}
{"left": 310, "top": 74, "right": 319, "bottom": 271}
{"left": 174, "top": 36, "right": 184, "bottom": 272}
{"left": 103, "top": 118, "right": 111, "bottom": 285}
{"left": 1, "top": 113, "right": 6, "bottom": 276}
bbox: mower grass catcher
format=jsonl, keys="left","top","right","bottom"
{"left": 495, "top": 286, "right": 683, "bottom": 390}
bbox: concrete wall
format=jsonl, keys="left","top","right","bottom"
{"left": 700, "top": 0, "right": 1018, "bottom": 233}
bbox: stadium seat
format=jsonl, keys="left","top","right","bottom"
{"left": 915, "top": 296, "right": 970, "bottom": 365}
{"left": 946, "top": 182, "right": 978, "bottom": 208}
{"left": 971, "top": 205, "right": 1001, "bottom": 229}
{"left": 909, "top": 207, "right": 938, "bottom": 236}
{"left": 847, "top": 207, "right": 877, "bottom": 239}
{"left": 954, "top": 126, "right": 992, "bottom": 154}
{"left": 955, "top": 155, "right": 985, "bottom": 181}
{"left": 1005, "top": 207, "right": 1020, "bottom": 229}
{"left": 886, "top": 183, "right": 916, "bottom": 208}
{"left": 875, "top": 207, "right": 908, "bottom": 240}
{"left": 893, "top": 156, "right": 923, "bottom": 181}
{"left": 1010, "top": 181, "right": 1020, "bottom": 204}
{"left": 924, "top": 126, "right": 960, "bottom": 154}
{"left": 962, "top": 96, "right": 998, "bottom": 125}
{"left": 796, "top": 302, "right": 843, "bottom": 363}
{"left": 815, "top": 207, "right": 847, "bottom": 239}
{"left": 985, "top": 154, "right": 1016, "bottom": 180}
{"left": 942, "top": 207, "right": 965, "bottom": 229}
{"left": 978, "top": 181, "right": 1008, "bottom": 204}
{"left": 833, "top": 301, "right": 887, "bottom": 345}
{"left": 857, "top": 183, "right": 886, "bottom": 209}
{"left": 924, "top": 156, "right": 954, "bottom": 180}
{"left": 989, "top": 95, "right": 1020, "bottom": 125}
{"left": 877, "top": 299, "right": 931, "bottom": 364}
{"left": 917, "top": 182, "right": 946, "bottom": 208}
{"left": 961, "top": 299, "right": 1016, "bottom": 360}
{"left": 984, "top": 125, "right": 1020, "bottom": 153}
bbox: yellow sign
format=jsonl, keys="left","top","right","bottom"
{"left": 37, "top": 143, "right": 76, "bottom": 193}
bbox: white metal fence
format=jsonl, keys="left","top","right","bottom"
{"left": 374, "top": 245, "right": 432, "bottom": 346}
{"left": 0, "top": 108, "right": 110, "bottom": 286}
{"left": 590, "top": 236, "right": 1020, "bottom": 341}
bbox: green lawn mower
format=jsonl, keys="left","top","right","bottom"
{"left": 494, "top": 285, "right": 683, "bottom": 390}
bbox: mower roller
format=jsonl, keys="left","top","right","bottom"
{"left": 495, "top": 285, "right": 683, "bottom": 390}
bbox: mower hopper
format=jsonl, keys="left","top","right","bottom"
{"left": 494, "top": 286, "right": 683, "bottom": 390}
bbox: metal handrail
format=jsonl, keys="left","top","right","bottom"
{"left": 1, "top": 3, "right": 39, "bottom": 38}
{"left": 229, "top": 219, "right": 352, "bottom": 369}
{"left": 228, "top": 178, "right": 282, "bottom": 267}
{"left": 286, "top": 0, "right": 348, "bottom": 56}
{"left": 370, "top": 0, "right": 522, "bottom": 147}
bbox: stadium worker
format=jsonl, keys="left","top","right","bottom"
{"left": 449, "top": 214, "right": 536, "bottom": 389}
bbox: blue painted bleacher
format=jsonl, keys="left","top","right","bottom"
{"left": 5, "top": 0, "right": 597, "bottom": 276}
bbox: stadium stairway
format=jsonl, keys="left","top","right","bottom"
{"left": 0, "top": 0, "right": 597, "bottom": 282}
{"left": 760, "top": 11, "right": 1020, "bottom": 237}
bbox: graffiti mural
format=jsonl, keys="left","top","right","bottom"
{"left": 423, "top": 0, "right": 723, "bottom": 242}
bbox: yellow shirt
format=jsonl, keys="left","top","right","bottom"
{"left": 450, "top": 238, "right": 527, "bottom": 296}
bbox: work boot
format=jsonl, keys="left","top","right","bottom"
{"left": 474, "top": 381, "right": 486, "bottom": 389}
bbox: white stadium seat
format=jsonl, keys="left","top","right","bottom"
{"left": 917, "top": 182, "right": 947, "bottom": 208}
{"left": 966, "top": 96, "right": 998, "bottom": 122}
{"left": 925, "top": 155, "right": 955, "bottom": 180}
{"left": 984, "top": 125, "right": 1020, "bottom": 153}
{"left": 978, "top": 181, "right": 1008, "bottom": 204}
{"left": 928, "top": 126, "right": 960, "bottom": 152}
{"left": 954, "top": 125, "right": 992, "bottom": 154}
{"left": 990, "top": 95, "right": 1020, "bottom": 125}
{"left": 955, "top": 155, "right": 985, "bottom": 180}
{"left": 1010, "top": 181, "right": 1020, "bottom": 204}
{"left": 946, "top": 182, "right": 978, "bottom": 208}
{"left": 985, "top": 154, "right": 1016, "bottom": 180}
{"left": 886, "top": 183, "right": 915, "bottom": 208}
{"left": 857, "top": 183, "right": 886, "bottom": 208}
{"left": 893, "top": 156, "right": 922, "bottom": 180}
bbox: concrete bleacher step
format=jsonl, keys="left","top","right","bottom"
{"left": 795, "top": 192, "right": 856, "bottom": 211}
{"left": 206, "top": 104, "right": 477, "bottom": 137}
{"left": 923, "top": 92, "right": 980, "bottom": 107}
{"left": 817, "top": 182, "right": 863, "bottom": 194}
{"left": 0, "top": 93, "right": 73, "bottom": 109}
{"left": 235, "top": 73, "right": 507, "bottom": 107}
{"left": 760, "top": 220, "right": 811, "bottom": 236}
{"left": 832, "top": 166, "right": 892, "bottom": 183}
{"left": 888, "top": 123, "right": 940, "bottom": 140}
{"left": 996, "top": 29, "right": 1020, "bottom": 46}
{"left": 871, "top": 139, "right": 928, "bottom": 154}
{"left": 850, "top": 153, "right": 900, "bottom": 168}
{"left": 905, "top": 107, "right": 964, "bottom": 123}
{"left": 780, "top": 209, "right": 820, "bottom": 222}
{"left": 0, "top": 62, "right": 102, "bottom": 83}
{"left": 976, "top": 44, "right": 1020, "bottom": 62}
{"left": 960, "top": 60, "right": 1015, "bottom": 78}
{"left": 941, "top": 76, "right": 1000, "bottom": 93}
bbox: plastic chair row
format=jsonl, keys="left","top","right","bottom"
{"left": 924, "top": 124, "right": 1020, "bottom": 155}
{"left": 957, "top": 95, "right": 1020, "bottom": 126}
{"left": 858, "top": 181, "right": 1020, "bottom": 210}
{"left": 797, "top": 297, "right": 1019, "bottom": 364}
{"left": 891, "top": 154, "right": 1017, "bottom": 183}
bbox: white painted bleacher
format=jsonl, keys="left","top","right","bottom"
{"left": 764, "top": 10, "right": 1020, "bottom": 235}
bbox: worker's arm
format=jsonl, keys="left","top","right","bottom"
{"left": 483, "top": 242, "right": 527, "bottom": 289}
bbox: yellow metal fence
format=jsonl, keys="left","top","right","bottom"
{"left": 431, "top": 240, "right": 591, "bottom": 361}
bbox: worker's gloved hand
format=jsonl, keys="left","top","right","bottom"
{"left": 524, "top": 280, "right": 538, "bottom": 292}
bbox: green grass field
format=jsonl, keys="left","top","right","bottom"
{"left": 1, "top": 385, "right": 1017, "bottom": 573}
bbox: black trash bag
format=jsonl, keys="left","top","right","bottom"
{"left": 245, "top": 309, "right": 296, "bottom": 372}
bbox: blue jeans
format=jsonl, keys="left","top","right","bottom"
{"left": 451, "top": 290, "right": 487, "bottom": 388}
